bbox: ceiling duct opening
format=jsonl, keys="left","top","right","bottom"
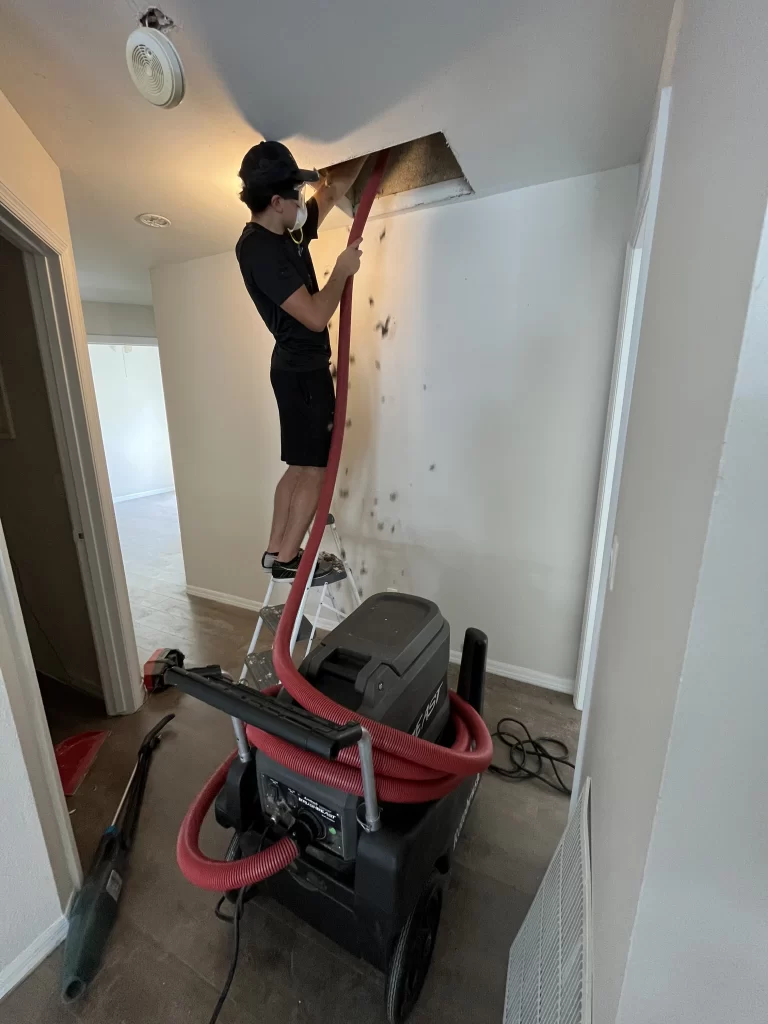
{"left": 330, "top": 132, "right": 471, "bottom": 216}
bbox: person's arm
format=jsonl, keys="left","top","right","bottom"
{"left": 281, "top": 237, "right": 362, "bottom": 332}
{"left": 313, "top": 157, "right": 367, "bottom": 227}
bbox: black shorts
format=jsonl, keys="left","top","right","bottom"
{"left": 270, "top": 366, "right": 335, "bottom": 467}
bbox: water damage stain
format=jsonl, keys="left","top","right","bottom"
{"left": 350, "top": 354, "right": 356, "bottom": 364}
{"left": 377, "top": 522, "right": 385, "bottom": 532}
{"left": 338, "top": 488, "right": 349, "bottom": 499}
{"left": 375, "top": 360, "right": 381, "bottom": 370}
{"left": 345, "top": 418, "right": 352, "bottom": 428}
{"left": 389, "top": 491, "right": 398, "bottom": 502}
{"left": 373, "top": 498, "right": 378, "bottom": 506}
{"left": 381, "top": 395, "right": 386, "bottom": 404}
{"left": 429, "top": 463, "right": 436, "bottom": 471}
{"left": 375, "top": 316, "right": 391, "bottom": 339}
{"left": 390, "top": 525, "right": 396, "bottom": 534}
{"left": 369, "top": 296, "right": 375, "bottom": 307}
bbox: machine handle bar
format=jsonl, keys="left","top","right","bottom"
{"left": 167, "top": 666, "right": 362, "bottom": 760}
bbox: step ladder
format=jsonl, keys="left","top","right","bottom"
{"left": 239, "top": 513, "right": 361, "bottom": 689}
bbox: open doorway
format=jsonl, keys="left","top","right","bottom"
{"left": 0, "top": 232, "right": 109, "bottom": 866}
{"left": 81, "top": 301, "right": 182, "bottom": 668}
{"left": 86, "top": 310, "right": 175, "bottom": 507}
{"left": 0, "top": 227, "right": 180, "bottom": 881}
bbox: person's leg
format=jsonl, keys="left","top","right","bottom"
{"left": 266, "top": 465, "right": 302, "bottom": 554}
{"left": 270, "top": 365, "right": 334, "bottom": 571}
{"left": 276, "top": 466, "right": 325, "bottom": 563}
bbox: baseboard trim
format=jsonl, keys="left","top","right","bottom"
{"left": 186, "top": 584, "right": 262, "bottom": 612}
{"left": 186, "top": 586, "right": 574, "bottom": 695}
{"left": 37, "top": 669, "right": 103, "bottom": 702}
{"left": 0, "top": 914, "right": 68, "bottom": 1000}
{"left": 450, "top": 650, "right": 574, "bottom": 694}
{"left": 113, "top": 487, "right": 175, "bottom": 504}
{"left": 186, "top": 585, "right": 342, "bottom": 633}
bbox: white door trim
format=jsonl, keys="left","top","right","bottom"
{"left": 571, "top": 88, "right": 672, "bottom": 796}
{"left": 573, "top": 243, "right": 643, "bottom": 711}
{"left": 0, "top": 183, "right": 142, "bottom": 716}
{"left": 0, "top": 522, "right": 82, "bottom": 908}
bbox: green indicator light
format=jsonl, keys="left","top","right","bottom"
{"left": 328, "top": 827, "right": 337, "bottom": 835}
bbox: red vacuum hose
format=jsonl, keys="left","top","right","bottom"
{"left": 178, "top": 151, "right": 492, "bottom": 891}
{"left": 266, "top": 150, "right": 492, "bottom": 800}
{"left": 177, "top": 751, "right": 298, "bottom": 891}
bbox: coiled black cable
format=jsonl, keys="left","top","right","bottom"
{"left": 488, "top": 717, "right": 574, "bottom": 795}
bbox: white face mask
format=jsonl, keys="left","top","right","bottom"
{"left": 290, "top": 191, "right": 307, "bottom": 232}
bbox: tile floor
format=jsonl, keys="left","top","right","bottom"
{"left": 3, "top": 493, "right": 580, "bottom": 1024}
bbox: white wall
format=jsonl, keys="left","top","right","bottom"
{"left": 575, "top": 1, "right": 768, "bottom": 1020}
{"left": 152, "top": 165, "right": 637, "bottom": 686}
{"left": 616, "top": 198, "right": 768, "bottom": 1024}
{"left": 82, "top": 301, "right": 156, "bottom": 339}
{"left": 0, "top": 87, "right": 79, "bottom": 990}
{"left": 87, "top": 340, "right": 174, "bottom": 501}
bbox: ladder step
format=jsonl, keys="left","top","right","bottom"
{"left": 259, "top": 603, "right": 313, "bottom": 639}
{"left": 244, "top": 649, "right": 279, "bottom": 690}
{"left": 270, "top": 554, "right": 347, "bottom": 588}
{"left": 311, "top": 555, "right": 347, "bottom": 587}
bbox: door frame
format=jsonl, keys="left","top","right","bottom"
{"left": 0, "top": 182, "right": 143, "bottom": 717}
{"left": 573, "top": 87, "right": 672, "bottom": 715}
{"left": 570, "top": 88, "right": 672, "bottom": 804}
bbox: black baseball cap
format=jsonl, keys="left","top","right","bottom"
{"left": 239, "top": 141, "right": 320, "bottom": 191}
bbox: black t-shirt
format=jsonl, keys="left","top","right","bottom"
{"left": 236, "top": 197, "right": 331, "bottom": 372}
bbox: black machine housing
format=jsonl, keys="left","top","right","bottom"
{"left": 258, "top": 593, "right": 452, "bottom": 863}
{"left": 167, "top": 591, "right": 487, "bottom": 1006}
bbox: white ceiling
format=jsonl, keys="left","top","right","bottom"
{"left": 0, "top": 0, "right": 673, "bottom": 304}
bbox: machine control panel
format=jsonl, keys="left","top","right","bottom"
{"left": 260, "top": 773, "right": 347, "bottom": 859}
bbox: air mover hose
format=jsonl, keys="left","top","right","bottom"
{"left": 178, "top": 151, "right": 492, "bottom": 892}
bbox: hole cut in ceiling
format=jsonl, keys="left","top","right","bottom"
{"left": 331, "top": 132, "right": 472, "bottom": 215}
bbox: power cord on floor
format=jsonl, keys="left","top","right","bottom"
{"left": 207, "top": 825, "right": 270, "bottom": 1024}
{"left": 207, "top": 886, "right": 245, "bottom": 1024}
{"left": 488, "top": 717, "right": 574, "bottom": 795}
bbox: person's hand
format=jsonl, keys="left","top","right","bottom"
{"left": 335, "top": 237, "right": 363, "bottom": 278}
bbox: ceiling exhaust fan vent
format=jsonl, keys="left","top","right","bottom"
{"left": 126, "top": 26, "right": 185, "bottom": 109}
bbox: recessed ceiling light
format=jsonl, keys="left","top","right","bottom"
{"left": 136, "top": 212, "right": 171, "bottom": 228}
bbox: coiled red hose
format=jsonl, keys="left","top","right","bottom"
{"left": 177, "top": 751, "right": 298, "bottom": 891}
{"left": 178, "top": 151, "right": 492, "bottom": 891}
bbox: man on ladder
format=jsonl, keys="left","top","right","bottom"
{"left": 236, "top": 141, "right": 366, "bottom": 582}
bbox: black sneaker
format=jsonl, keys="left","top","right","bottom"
{"left": 272, "top": 553, "right": 335, "bottom": 582}
{"left": 261, "top": 550, "right": 280, "bottom": 572}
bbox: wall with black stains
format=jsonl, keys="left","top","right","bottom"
{"left": 152, "top": 163, "right": 637, "bottom": 686}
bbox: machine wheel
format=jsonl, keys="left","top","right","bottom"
{"left": 385, "top": 871, "right": 445, "bottom": 1023}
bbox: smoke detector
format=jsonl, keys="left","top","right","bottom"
{"left": 126, "top": 23, "right": 185, "bottom": 109}
{"left": 136, "top": 212, "right": 171, "bottom": 228}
